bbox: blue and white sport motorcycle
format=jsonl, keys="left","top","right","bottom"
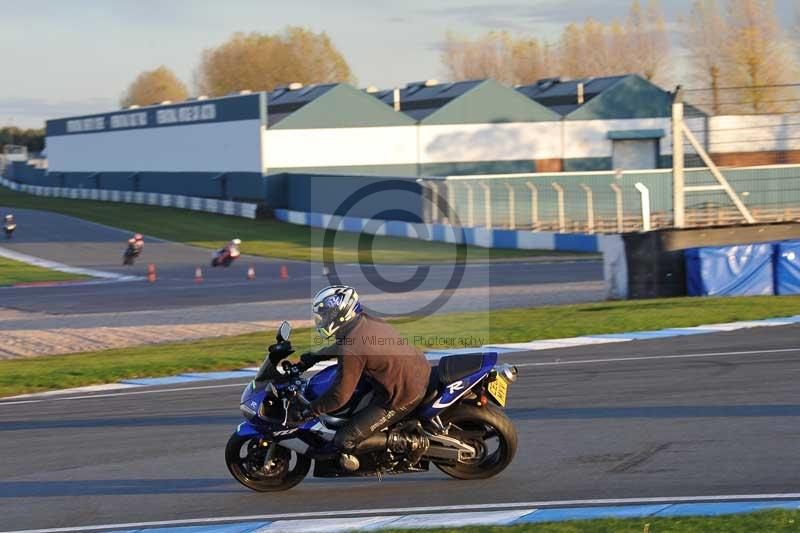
{"left": 226, "top": 321, "right": 519, "bottom": 492}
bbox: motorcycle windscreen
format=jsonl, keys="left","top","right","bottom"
{"left": 254, "top": 356, "right": 273, "bottom": 382}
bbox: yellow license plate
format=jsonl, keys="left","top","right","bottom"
{"left": 487, "top": 378, "right": 508, "bottom": 406}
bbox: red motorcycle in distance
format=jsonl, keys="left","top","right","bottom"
{"left": 211, "top": 238, "right": 242, "bottom": 268}
{"left": 123, "top": 234, "right": 144, "bottom": 265}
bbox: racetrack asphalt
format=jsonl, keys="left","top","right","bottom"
{"left": 1, "top": 324, "right": 798, "bottom": 531}
{"left": 0, "top": 207, "right": 603, "bottom": 356}
{"left": 0, "top": 208, "right": 602, "bottom": 314}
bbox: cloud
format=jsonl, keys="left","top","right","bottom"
{"left": 426, "top": 0, "right": 635, "bottom": 32}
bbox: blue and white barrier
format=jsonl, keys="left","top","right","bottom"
{"left": 0, "top": 176, "right": 258, "bottom": 219}
{"left": 275, "top": 208, "right": 601, "bottom": 253}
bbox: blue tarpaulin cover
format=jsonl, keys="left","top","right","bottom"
{"left": 775, "top": 240, "right": 800, "bottom": 295}
{"left": 685, "top": 243, "right": 774, "bottom": 296}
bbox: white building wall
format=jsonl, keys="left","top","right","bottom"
{"left": 564, "top": 118, "right": 666, "bottom": 159}
{"left": 47, "top": 120, "right": 263, "bottom": 173}
{"left": 418, "top": 122, "right": 562, "bottom": 164}
{"left": 264, "top": 126, "right": 417, "bottom": 169}
{"left": 709, "top": 114, "right": 800, "bottom": 153}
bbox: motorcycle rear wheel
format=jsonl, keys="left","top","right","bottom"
{"left": 433, "top": 404, "right": 517, "bottom": 480}
{"left": 225, "top": 433, "right": 310, "bottom": 492}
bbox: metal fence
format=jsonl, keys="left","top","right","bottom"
{"left": 421, "top": 164, "right": 800, "bottom": 234}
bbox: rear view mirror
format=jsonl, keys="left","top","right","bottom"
{"left": 277, "top": 321, "right": 291, "bottom": 342}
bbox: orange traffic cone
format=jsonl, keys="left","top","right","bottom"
{"left": 247, "top": 265, "right": 255, "bottom": 280}
{"left": 147, "top": 263, "right": 157, "bottom": 283}
{"left": 194, "top": 266, "right": 203, "bottom": 283}
{"left": 279, "top": 265, "right": 289, "bottom": 280}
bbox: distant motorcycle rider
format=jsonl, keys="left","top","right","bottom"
{"left": 226, "top": 238, "right": 241, "bottom": 258}
{"left": 293, "top": 285, "right": 431, "bottom": 460}
{"left": 3, "top": 214, "right": 16, "bottom": 238}
{"left": 211, "top": 238, "right": 241, "bottom": 267}
{"left": 126, "top": 233, "right": 144, "bottom": 254}
{"left": 131, "top": 233, "right": 144, "bottom": 252}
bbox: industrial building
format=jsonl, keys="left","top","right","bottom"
{"left": 5, "top": 74, "right": 795, "bottom": 209}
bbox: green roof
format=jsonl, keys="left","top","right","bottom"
{"left": 269, "top": 84, "right": 416, "bottom": 129}
{"left": 566, "top": 75, "right": 673, "bottom": 120}
{"left": 421, "top": 79, "right": 561, "bottom": 125}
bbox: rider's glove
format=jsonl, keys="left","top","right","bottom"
{"left": 295, "top": 352, "right": 317, "bottom": 372}
{"left": 288, "top": 403, "right": 313, "bottom": 423}
{"left": 267, "top": 340, "right": 294, "bottom": 365}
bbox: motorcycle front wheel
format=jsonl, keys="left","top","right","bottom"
{"left": 225, "top": 433, "right": 310, "bottom": 492}
{"left": 433, "top": 403, "right": 517, "bottom": 480}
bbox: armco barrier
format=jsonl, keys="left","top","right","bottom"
{"left": 0, "top": 176, "right": 258, "bottom": 219}
{"left": 274, "top": 208, "right": 600, "bottom": 252}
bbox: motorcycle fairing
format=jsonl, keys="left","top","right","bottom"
{"left": 305, "top": 364, "right": 371, "bottom": 418}
{"left": 418, "top": 352, "right": 498, "bottom": 418}
{"left": 239, "top": 380, "right": 339, "bottom": 456}
{"left": 238, "top": 351, "right": 500, "bottom": 450}
{"left": 236, "top": 421, "right": 261, "bottom": 438}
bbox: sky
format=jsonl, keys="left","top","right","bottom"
{"left": 0, "top": 0, "right": 797, "bottom": 128}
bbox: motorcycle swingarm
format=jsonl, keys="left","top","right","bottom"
{"left": 313, "top": 459, "right": 429, "bottom": 478}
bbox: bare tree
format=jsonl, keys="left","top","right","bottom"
{"left": 195, "top": 27, "right": 353, "bottom": 96}
{"left": 441, "top": 31, "right": 514, "bottom": 84}
{"left": 120, "top": 66, "right": 188, "bottom": 107}
{"left": 724, "top": 0, "right": 797, "bottom": 112}
{"left": 558, "top": 23, "right": 586, "bottom": 78}
{"left": 625, "top": 0, "right": 671, "bottom": 84}
{"left": 511, "top": 37, "right": 554, "bottom": 85}
{"left": 683, "top": 0, "right": 729, "bottom": 114}
{"left": 607, "top": 19, "right": 631, "bottom": 74}
{"left": 581, "top": 19, "right": 605, "bottom": 75}
{"left": 441, "top": 0, "right": 673, "bottom": 86}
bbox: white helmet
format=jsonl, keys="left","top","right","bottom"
{"left": 231, "top": 238, "right": 242, "bottom": 246}
{"left": 312, "top": 285, "right": 362, "bottom": 339}
{"left": 4, "top": 214, "right": 12, "bottom": 221}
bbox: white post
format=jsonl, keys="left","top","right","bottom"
{"left": 526, "top": 182, "right": 539, "bottom": 230}
{"left": 635, "top": 182, "right": 652, "bottom": 232}
{"left": 609, "top": 183, "right": 624, "bottom": 233}
{"left": 682, "top": 123, "right": 756, "bottom": 224}
{"left": 422, "top": 180, "right": 439, "bottom": 224}
{"left": 672, "top": 93, "right": 685, "bottom": 228}
{"left": 504, "top": 183, "right": 516, "bottom": 230}
{"left": 579, "top": 184, "right": 594, "bottom": 234}
{"left": 464, "top": 182, "right": 475, "bottom": 227}
{"left": 446, "top": 180, "right": 456, "bottom": 224}
{"left": 480, "top": 182, "right": 492, "bottom": 228}
{"left": 552, "top": 182, "right": 566, "bottom": 232}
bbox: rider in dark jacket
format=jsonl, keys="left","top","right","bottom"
{"left": 297, "top": 285, "right": 431, "bottom": 453}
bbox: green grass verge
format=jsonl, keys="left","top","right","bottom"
{"left": 0, "top": 256, "right": 89, "bottom": 285}
{"left": 1, "top": 295, "right": 798, "bottom": 397}
{"left": 0, "top": 187, "right": 585, "bottom": 264}
{"left": 379, "top": 509, "right": 800, "bottom": 532}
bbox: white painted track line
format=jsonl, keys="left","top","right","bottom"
{"left": 5, "top": 493, "right": 800, "bottom": 533}
{"left": 513, "top": 347, "right": 800, "bottom": 368}
{"left": 1, "top": 347, "right": 798, "bottom": 406}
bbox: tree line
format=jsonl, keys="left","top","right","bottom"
{"left": 121, "top": 26, "right": 353, "bottom": 107}
{"left": 0, "top": 127, "right": 45, "bottom": 153}
{"left": 442, "top": 0, "right": 798, "bottom": 114}
{"left": 108, "top": 0, "right": 800, "bottom": 116}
